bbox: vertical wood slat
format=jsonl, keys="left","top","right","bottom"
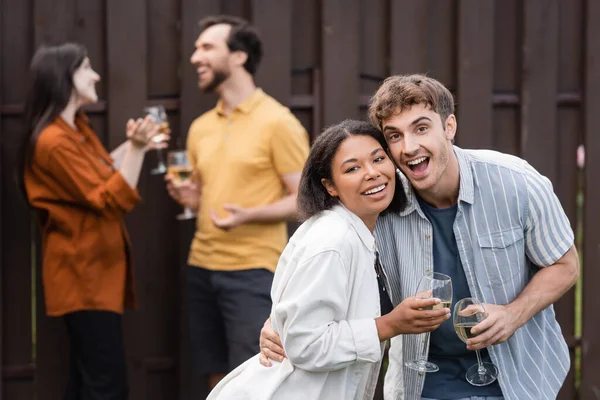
{"left": 106, "top": 1, "right": 148, "bottom": 399}
{"left": 321, "top": 0, "right": 359, "bottom": 126}
{"left": 521, "top": 2, "right": 576, "bottom": 399}
{"left": 581, "top": 0, "right": 600, "bottom": 398}
{"left": 520, "top": 0, "right": 559, "bottom": 179}
{"left": 390, "top": 0, "right": 428, "bottom": 75}
{"left": 179, "top": 1, "right": 220, "bottom": 398}
{"left": 0, "top": 2, "right": 4, "bottom": 397}
{"left": 252, "top": 0, "right": 292, "bottom": 105}
{"left": 456, "top": 0, "right": 494, "bottom": 149}
{"left": 32, "top": 1, "right": 74, "bottom": 398}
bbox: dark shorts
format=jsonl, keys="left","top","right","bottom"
{"left": 186, "top": 266, "right": 273, "bottom": 374}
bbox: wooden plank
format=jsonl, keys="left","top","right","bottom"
{"left": 148, "top": 0, "right": 180, "bottom": 99}
{"left": 359, "top": 0, "right": 387, "bottom": 98}
{"left": 456, "top": 0, "right": 494, "bottom": 149}
{"left": 179, "top": 2, "right": 220, "bottom": 398}
{"left": 580, "top": 0, "right": 600, "bottom": 397}
{"left": 252, "top": 0, "right": 292, "bottom": 105}
{"left": 321, "top": 0, "right": 359, "bottom": 126}
{"left": 390, "top": 0, "right": 427, "bottom": 75}
{"left": 494, "top": 0, "right": 520, "bottom": 93}
{"left": 520, "top": 4, "right": 576, "bottom": 397}
{"left": 106, "top": 1, "right": 148, "bottom": 399}
{"left": 520, "top": 0, "right": 559, "bottom": 180}
{"left": 2, "top": 0, "right": 36, "bottom": 397}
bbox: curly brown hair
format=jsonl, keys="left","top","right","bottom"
{"left": 368, "top": 74, "right": 455, "bottom": 130}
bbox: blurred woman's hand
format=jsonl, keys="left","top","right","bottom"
{"left": 126, "top": 115, "right": 170, "bottom": 151}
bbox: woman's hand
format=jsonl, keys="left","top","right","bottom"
{"left": 258, "top": 317, "right": 286, "bottom": 367}
{"left": 126, "top": 116, "right": 170, "bottom": 151}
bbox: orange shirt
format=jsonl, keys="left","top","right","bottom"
{"left": 24, "top": 116, "right": 140, "bottom": 316}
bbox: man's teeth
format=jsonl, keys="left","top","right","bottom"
{"left": 364, "top": 184, "right": 385, "bottom": 195}
{"left": 407, "top": 157, "right": 427, "bottom": 166}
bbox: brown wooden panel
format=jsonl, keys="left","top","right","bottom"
{"left": 558, "top": 0, "right": 583, "bottom": 92}
{"left": 359, "top": 0, "right": 387, "bottom": 96}
{"left": 390, "top": 0, "right": 428, "bottom": 75}
{"left": 321, "top": 0, "right": 359, "bottom": 126}
{"left": 520, "top": 0, "right": 559, "bottom": 181}
{"left": 106, "top": 2, "right": 149, "bottom": 399}
{"left": 148, "top": 0, "right": 180, "bottom": 98}
{"left": 493, "top": 0, "right": 521, "bottom": 92}
{"left": 291, "top": 0, "right": 318, "bottom": 97}
{"left": 580, "top": 0, "right": 600, "bottom": 397}
{"left": 493, "top": 109, "right": 520, "bottom": 156}
{"left": 221, "top": 0, "right": 251, "bottom": 18}
{"left": 456, "top": 0, "right": 494, "bottom": 149}
{"left": 424, "top": 0, "right": 456, "bottom": 89}
{"left": 252, "top": 0, "right": 292, "bottom": 104}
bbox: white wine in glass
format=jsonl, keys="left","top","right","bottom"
{"left": 453, "top": 297, "right": 499, "bottom": 386}
{"left": 145, "top": 105, "right": 169, "bottom": 175}
{"left": 404, "top": 271, "right": 453, "bottom": 373}
{"left": 167, "top": 150, "right": 196, "bottom": 220}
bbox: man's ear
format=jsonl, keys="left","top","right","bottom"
{"left": 321, "top": 178, "right": 338, "bottom": 197}
{"left": 445, "top": 114, "right": 457, "bottom": 141}
{"left": 231, "top": 50, "right": 248, "bottom": 68}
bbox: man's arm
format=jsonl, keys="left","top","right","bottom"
{"left": 469, "top": 161, "right": 578, "bottom": 350}
{"left": 210, "top": 172, "right": 301, "bottom": 230}
{"left": 469, "top": 244, "right": 579, "bottom": 350}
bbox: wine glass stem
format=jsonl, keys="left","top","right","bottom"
{"left": 419, "top": 332, "right": 430, "bottom": 363}
{"left": 156, "top": 148, "right": 166, "bottom": 167}
{"left": 475, "top": 349, "right": 486, "bottom": 375}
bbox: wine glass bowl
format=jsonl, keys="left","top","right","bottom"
{"left": 145, "top": 105, "right": 169, "bottom": 175}
{"left": 167, "top": 150, "right": 196, "bottom": 221}
{"left": 453, "top": 297, "right": 498, "bottom": 386}
{"left": 404, "top": 272, "right": 452, "bottom": 373}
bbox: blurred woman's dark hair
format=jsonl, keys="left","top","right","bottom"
{"left": 297, "top": 119, "right": 407, "bottom": 221}
{"left": 198, "top": 15, "right": 263, "bottom": 75}
{"left": 15, "top": 43, "right": 87, "bottom": 202}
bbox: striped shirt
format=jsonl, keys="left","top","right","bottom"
{"left": 376, "top": 146, "right": 574, "bottom": 400}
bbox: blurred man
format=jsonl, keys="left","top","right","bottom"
{"left": 166, "top": 15, "right": 309, "bottom": 389}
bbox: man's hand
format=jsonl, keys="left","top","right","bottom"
{"left": 258, "top": 318, "right": 285, "bottom": 367}
{"left": 210, "top": 204, "right": 252, "bottom": 230}
{"left": 467, "top": 303, "right": 520, "bottom": 350}
{"left": 165, "top": 173, "right": 200, "bottom": 210}
{"left": 376, "top": 296, "right": 450, "bottom": 340}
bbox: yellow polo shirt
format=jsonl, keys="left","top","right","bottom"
{"left": 186, "top": 89, "right": 309, "bottom": 272}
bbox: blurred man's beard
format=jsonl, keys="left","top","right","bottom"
{"left": 202, "top": 70, "right": 230, "bottom": 93}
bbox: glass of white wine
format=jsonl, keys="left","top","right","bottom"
{"left": 404, "top": 271, "right": 452, "bottom": 373}
{"left": 167, "top": 150, "right": 196, "bottom": 220}
{"left": 453, "top": 297, "right": 498, "bottom": 386}
{"left": 144, "top": 105, "right": 169, "bottom": 175}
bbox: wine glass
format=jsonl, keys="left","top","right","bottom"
{"left": 167, "top": 150, "right": 196, "bottom": 220}
{"left": 145, "top": 105, "right": 169, "bottom": 175}
{"left": 453, "top": 297, "right": 498, "bottom": 386}
{"left": 404, "top": 272, "right": 452, "bottom": 373}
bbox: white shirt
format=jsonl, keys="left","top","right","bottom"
{"left": 207, "top": 205, "right": 385, "bottom": 400}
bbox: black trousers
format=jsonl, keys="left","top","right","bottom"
{"left": 63, "top": 310, "right": 128, "bottom": 400}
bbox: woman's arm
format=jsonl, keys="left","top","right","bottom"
{"left": 274, "top": 250, "right": 382, "bottom": 372}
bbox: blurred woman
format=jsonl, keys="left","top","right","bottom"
{"left": 208, "top": 120, "right": 408, "bottom": 400}
{"left": 16, "top": 43, "right": 165, "bottom": 400}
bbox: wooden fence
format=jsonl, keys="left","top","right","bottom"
{"left": 1, "top": 0, "right": 599, "bottom": 398}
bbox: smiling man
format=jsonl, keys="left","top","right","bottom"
{"left": 165, "top": 15, "right": 309, "bottom": 390}
{"left": 371, "top": 74, "right": 579, "bottom": 400}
